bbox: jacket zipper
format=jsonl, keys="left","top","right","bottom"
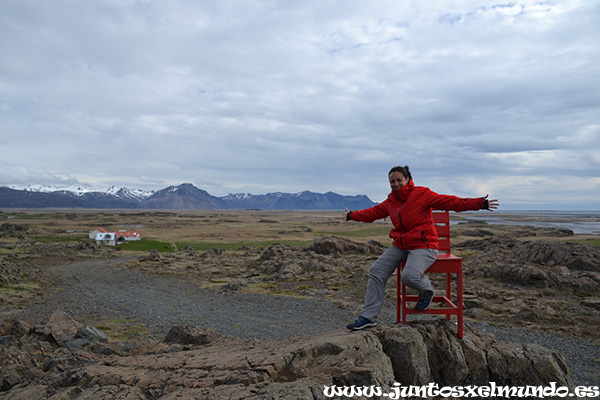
{"left": 396, "top": 190, "right": 406, "bottom": 247}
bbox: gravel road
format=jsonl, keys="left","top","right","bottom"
{"left": 20, "top": 257, "right": 600, "bottom": 388}
{"left": 23, "top": 257, "right": 356, "bottom": 340}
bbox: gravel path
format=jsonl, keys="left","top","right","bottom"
{"left": 21, "top": 257, "right": 600, "bottom": 388}
{"left": 22, "top": 257, "right": 354, "bottom": 340}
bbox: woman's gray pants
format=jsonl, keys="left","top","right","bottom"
{"left": 360, "top": 246, "right": 438, "bottom": 322}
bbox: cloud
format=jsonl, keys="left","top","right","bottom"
{"left": 0, "top": 161, "right": 80, "bottom": 187}
{"left": 0, "top": 0, "right": 599, "bottom": 209}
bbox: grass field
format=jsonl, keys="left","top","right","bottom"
{"left": 570, "top": 238, "right": 600, "bottom": 246}
{"left": 2, "top": 210, "right": 392, "bottom": 251}
{"left": 3, "top": 209, "right": 598, "bottom": 251}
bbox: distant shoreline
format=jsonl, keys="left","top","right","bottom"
{"left": 456, "top": 210, "right": 600, "bottom": 235}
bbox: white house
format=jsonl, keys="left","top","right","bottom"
{"left": 91, "top": 228, "right": 141, "bottom": 246}
{"left": 114, "top": 230, "right": 141, "bottom": 242}
{"left": 95, "top": 232, "right": 116, "bottom": 246}
{"left": 89, "top": 228, "right": 107, "bottom": 239}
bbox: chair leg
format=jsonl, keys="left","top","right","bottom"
{"left": 401, "top": 281, "right": 407, "bottom": 325}
{"left": 397, "top": 262, "right": 408, "bottom": 325}
{"left": 457, "top": 267, "right": 463, "bottom": 338}
{"left": 445, "top": 272, "right": 451, "bottom": 320}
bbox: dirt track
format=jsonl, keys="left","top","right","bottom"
{"left": 19, "top": 257, "right": 356, "bottom": 340}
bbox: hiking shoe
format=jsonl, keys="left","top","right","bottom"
{"left": 346, "top": 316, "right": 377, "bottom": 330}
{"left": 415, "top": 296, "right": 433, "bottom": 311}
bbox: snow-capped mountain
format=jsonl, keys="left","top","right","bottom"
{"left": 220, "top": 190, "right": 374, "bottom": 210}
{"left": 1, "top": 184, "right": 376, "bottom": 210}
{"left": 104, "top": 186, "right": 155, "bottom": 201}
{"left": 11, "top": 184, "right": 95, "bottom": 195}
{"left": 10, "top": 184, "right": 154, "bottom": 200}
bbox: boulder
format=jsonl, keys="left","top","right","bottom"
{"left": 486, "top": 341, "right": 571, "bottom": 387}
{"left": 44, "top": 310, "right": 84, "bottom": 346}
{"left": 137, "top": 249, "right": 161, "bottom": 262}
{"left": 78, "top": 325, "right": 109, "bottom": 343}
{"left": 0, "top": 318, "right": 32, "bottom": 337}
{"left": 221, "top": 277, "right": 250, "bottom": 291}
{"left": 312, "top": 236, "right": 384, "bottom": 256}
{"left": 163, "top": 325, "right": 224, "bottom": 345}
{"left": 381, "top": 324, "right": 431, "bottom": 385}
{"left": 259, "top": 243, "right": 293, "bottom": 262}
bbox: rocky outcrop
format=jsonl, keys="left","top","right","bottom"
{"left": 459, "top": 237, "right": 600, "bottom": 296}
{"left": 1, "top": 313, "right": 574, "bottom": 399}
{"left": 0, "top": 223, "right": 30, "bottom": 237}
{"left": 163, "top": 325, "right": 224, "bottom": 345}
{"left": 453, "top": 220, "right": 574, "bottom": 238}
{"left": 311, "top": 236, "right": 385, "bottom": 256}
{"left": 255, "top": 239, "right": 373, "bottom": 281}
{"left": 395, "top": 322, "right": 571, "bottom": 388}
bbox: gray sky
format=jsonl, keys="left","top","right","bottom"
{"left": 1, "top": 0, "right": 599, "bottom": 209}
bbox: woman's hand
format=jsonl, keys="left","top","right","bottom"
{"left": 343, "top": 207, "right": 351, "bottom": 221}
{"left": 483, "top": 194, "right": 499, "bottom": 211}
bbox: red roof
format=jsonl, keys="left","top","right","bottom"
{"left": 112, "top": 231, "right": 140, "bottom": 237}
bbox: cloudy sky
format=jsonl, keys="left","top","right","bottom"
{"left": 1, "top": 0, "right": 599, "bottom": 209}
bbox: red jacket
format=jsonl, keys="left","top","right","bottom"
{"left": 349, "top": 180, "right": 486, "bottom": 250}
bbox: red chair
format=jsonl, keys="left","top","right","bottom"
{"left": 396, "top": 210, "right": 464, "bottom": 338}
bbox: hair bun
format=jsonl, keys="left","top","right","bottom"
{"left": 388, "top": 165, "right": 413, "bottom": 180}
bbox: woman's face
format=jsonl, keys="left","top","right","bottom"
{"left": 389, "top": 171, "right": 409, "bottom": 191}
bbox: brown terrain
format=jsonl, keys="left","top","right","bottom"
{"left": 0, "top": 210, "right": 599, "bottom": 398}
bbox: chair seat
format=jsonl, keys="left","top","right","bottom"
{"left": 423, "top": 256, "right": 461, "bottom": 273}
{"left": 435, "top": 253, "right": 461, "bottom": 260}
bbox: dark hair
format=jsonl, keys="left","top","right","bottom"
{"left": 388, "top": 165, "right": 412, "bottom": 180}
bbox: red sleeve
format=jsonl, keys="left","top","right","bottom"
{"left": 426, "top": 189, "right": 485, "bottom": 212}
{"left": 349, "top": 201, "right": 390, "bottom": 222}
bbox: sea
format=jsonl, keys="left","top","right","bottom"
{"left": 454, "top": 210, "right": 600, "bottom": 235}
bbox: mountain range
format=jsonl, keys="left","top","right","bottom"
{"left": 0, "top": 183, "right": 376, "bottom": 210}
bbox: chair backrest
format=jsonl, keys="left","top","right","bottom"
{"left": 432, "top": 210, "right": 451, "bottom": 254}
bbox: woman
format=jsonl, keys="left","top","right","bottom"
{"left": 345, "top": 165, "right": 498, "bottom": 330}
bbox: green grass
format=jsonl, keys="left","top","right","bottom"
{"left": 175, "top": 240, "right": 312, "bottom": 251}
{"left": 122, "top": 239, "right": 174, "bottom": 252}
{"left": 29, "top": 236, "right": 313, "bottom": 252}
{"left": 567, "top": 238, "right": 600, "bottom": 246}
